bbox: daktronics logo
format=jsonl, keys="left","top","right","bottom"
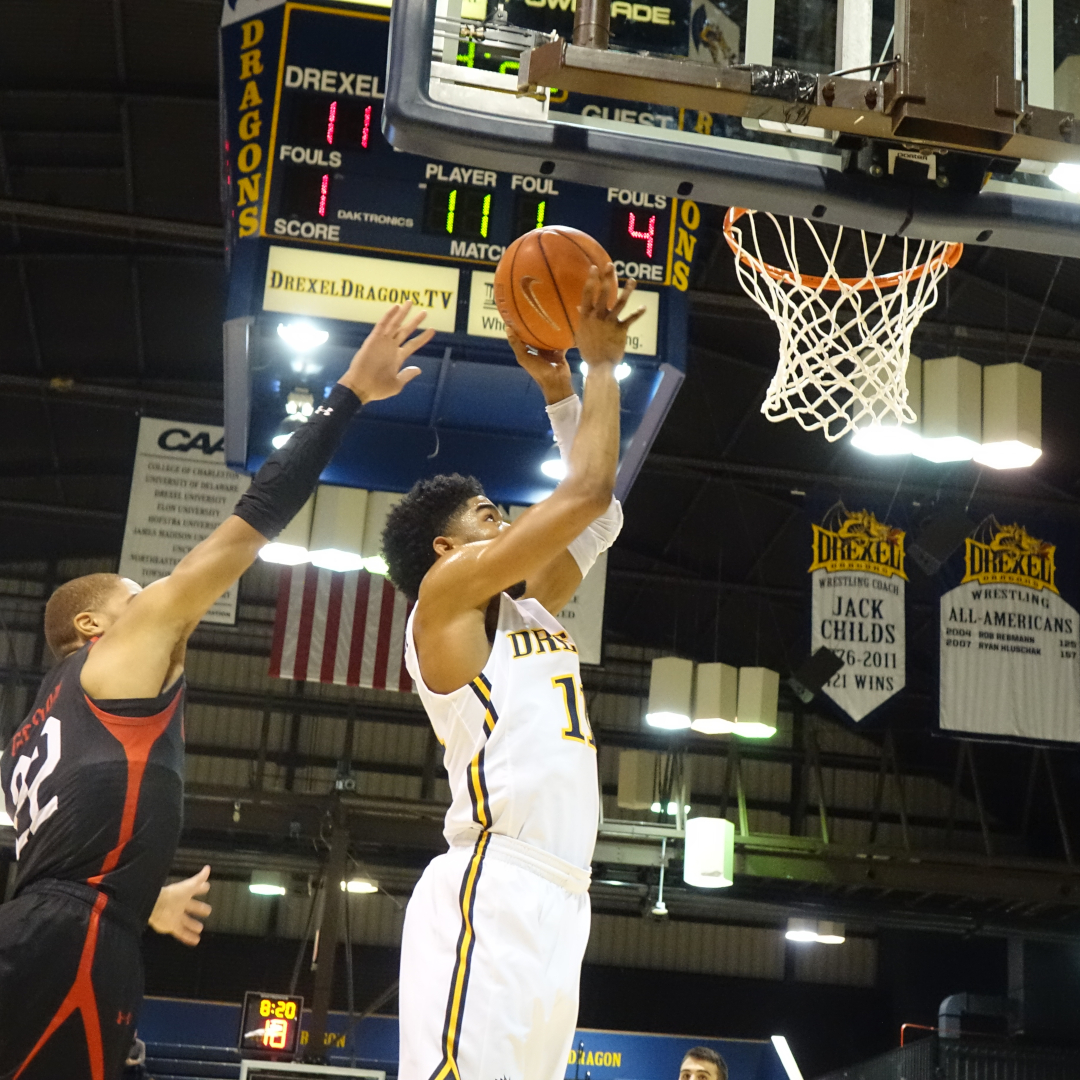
{"left": 157, "top": 429, "right": 225, "bottom": 455}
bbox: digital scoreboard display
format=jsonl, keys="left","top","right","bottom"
{"left": 248, "top": 4, "right": 676, "bottom": 283}
{"left": 238, "top": 992, "right": 304, "bottom": 1059}
{"left": 220, "top": 0, "right": 691, "bottom": 504}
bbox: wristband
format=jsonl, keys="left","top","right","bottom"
{"left": 233, "top": 382, "right": 361, "bottom": 541}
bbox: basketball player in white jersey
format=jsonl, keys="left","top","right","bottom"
{"left": 383, "top": 264, "right": 641, "bottom": 1080}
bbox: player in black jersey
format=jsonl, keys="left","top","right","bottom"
{"left": 0, "top": 304, "right": 432, "bottom": 1080}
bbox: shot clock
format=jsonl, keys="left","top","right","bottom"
{"left": 239, "top": 992, "right": 304, "bottom": 1059}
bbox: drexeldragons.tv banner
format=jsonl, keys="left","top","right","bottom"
{"left": 940, "top": 516, "right": 1080, "bottom": 743}
{"left": 809, "top": 504, "right": 907, "bottom": 722}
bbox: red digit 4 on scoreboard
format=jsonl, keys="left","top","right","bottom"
{"left": 627, "top": 211, "right": 656, "bottom": 258}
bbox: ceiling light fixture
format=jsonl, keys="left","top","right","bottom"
{"left": 362, "top": 554, "right": 389, "bottom": 576}
{"left": 340, "top": 877, "right": 378, "bottom": 894}
{"left": 645, "top": 657, "right": 694, "bottom": 730}
{"left": 913, "top": 355, "right": 981, "bottom": 463}
{"left": 277, "top": 322, "right": 329, "bottom": 352}
{"left": 249, "top": 870, "right": 287, "bottom": 896}
{"left": 683, "top": 816, "right": 735, "bottom": 889}
{"left": 690, "top": 661, "right": 738, "bottom": 735}
{"left": 258, "top": 493, "right": 315, "bottom": 566}
{"left": 734, "top": 667, "right": 779, "bottom": 739}
{"left": 308, "top": 485, "right": 368, "bottom": 573}
{"left": 784, "top": 917, "right": 819, "bottom": 942}
{"left": 850, "top": 422, "right": 922, "bottom": 456}
{"left": 731, "top": 721, "right": 778, "bottom": 739}
{"left": 974, "top": 362, "right": 1042, "bottom": 470}
{"left": 785, "top": 917, "right": 845, "bottom": 944}
{"left": 360, "top": 492, "right": 403, "bottom": 576}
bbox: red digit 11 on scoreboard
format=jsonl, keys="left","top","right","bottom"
{"left": 627, "top": 211, "right": 656, "bottom": 258}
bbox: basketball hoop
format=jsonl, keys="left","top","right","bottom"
{"left": 723, "top": 207, "right": 963, "bottom": 442}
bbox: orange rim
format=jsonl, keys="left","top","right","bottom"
{"left": 722, "top": 206, "right": 964, "bottom": 292}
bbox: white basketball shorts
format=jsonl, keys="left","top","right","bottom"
{"left": 398, "top": 831, "right": 591, "bottom": 1080}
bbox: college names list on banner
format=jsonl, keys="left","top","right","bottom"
{"left": 940, "top": 519, "right": 1080, "bottom": 742}
{"left": 810, "top": 507, "right": 906, "bottom": 722}
{"left": 119, "top": 417, "right": 250, "bottom": 625}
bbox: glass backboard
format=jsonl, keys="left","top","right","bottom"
{"left": 384, "top": 0, "right": 1080, "bottom": 255}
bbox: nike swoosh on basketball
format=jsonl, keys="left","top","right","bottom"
{"left": 519, "top": 276, "right": 560, "bottom": 330}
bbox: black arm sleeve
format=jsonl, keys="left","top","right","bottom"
{"left": 232, "top": 382, "right": 362, "bottom": 541}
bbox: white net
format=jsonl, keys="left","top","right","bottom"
{"left": 724, "top": 208, "right": 963, "bottom": 442}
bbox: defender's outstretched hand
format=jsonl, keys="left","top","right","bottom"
{"left": 149, "top": 864, "right": 213, "bottom": 946}
{"left": 339, "top": 302, "right": 435, "bottom": 404}
{"left": 506, "top": 328, "right": 573, "bottom": 406}
{"left": 575, "top": 264, "right": 645, "bottom": 367}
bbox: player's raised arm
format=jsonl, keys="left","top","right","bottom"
{"left": 419, "top": 265, "right": 642, "bottom": 616}
{"left": 80, "top": 305, "right": 433, "bottom": 700}
{"left": 504, "top": 320, "right": 628, "bottom": 614}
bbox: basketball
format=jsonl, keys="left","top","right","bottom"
{"left": 494, "top": 226, "right": 614, "bottom": 351}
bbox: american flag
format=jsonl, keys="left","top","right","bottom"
{"left": 269, "top": 565, "right": 414, "bottom": 691}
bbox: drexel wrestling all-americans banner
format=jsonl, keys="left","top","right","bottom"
{"left": 809, "top": 502, "right": 907, "bottom": 723}
{"left": 940, "top": 514, "right": 1080, "bottom": 743}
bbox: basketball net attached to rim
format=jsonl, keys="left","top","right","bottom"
{"left": 723, "top": 207, "right": 963, "bottom": 442}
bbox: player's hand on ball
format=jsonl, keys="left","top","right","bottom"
{"left": 149, "top": 864, "right": 213, "bottom": 947}
{"left": 339, "top": 301, "right": 435, "bottom": 404}
{"left": 506, "top": 328, "right": 573, "bottom": 405}
{"left": 575, "top": 264, "right": 644, "bottom": 367}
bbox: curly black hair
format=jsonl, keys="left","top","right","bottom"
{"left": 382, "top": 473, "right": 486, "bottom": 601}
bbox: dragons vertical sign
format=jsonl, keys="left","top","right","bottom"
{"left": 809, "top": 505, "right": 907, "bottom": 722}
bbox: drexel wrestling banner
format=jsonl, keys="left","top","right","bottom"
{"left": 940, "top": 515, "right": 1080, "bottom": 743}
{"left": 809, "top": 503, "right": 907, "bottom": 722}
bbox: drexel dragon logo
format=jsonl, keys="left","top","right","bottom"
{"left": 809, "top": 504, "right": 906, "bottom": 580}
{"left": 962, "top": 518, "right": 1058, "bottom": 593}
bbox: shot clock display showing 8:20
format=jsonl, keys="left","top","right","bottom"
{"left": 237, "top": 1, "right": 681, "bottom": 286}
{"left": 238, "top": 991, "right": 304, "bottom": 1059}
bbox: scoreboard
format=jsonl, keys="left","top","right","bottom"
{"left": 220, "top": 0, "right": 688, "bottom": 505}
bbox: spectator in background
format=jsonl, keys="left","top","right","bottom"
{"left": 680, "top": 1046, "right": 729, "bottom": 1080}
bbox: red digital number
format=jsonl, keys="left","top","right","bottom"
{"left": 326, "top": 100, "right": 337, "bottom": 145}
{"left": 627, "top": 212, "right": 656, "bottom": 258}
{"left": 263, "top": 1017, "right": 290, "bottom": 1050}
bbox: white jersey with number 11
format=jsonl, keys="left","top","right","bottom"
{"left": 405, "top": 591, "right": 599, "bottom": 870}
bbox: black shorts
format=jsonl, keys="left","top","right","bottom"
{"left": 0, "top": 880, "right": 143, "bottom": 1080}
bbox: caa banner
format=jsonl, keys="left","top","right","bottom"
{"left": 809, "top": 504, "right": 906, "bottom": 722}
{"left": 940, "top": 516, "right": 1080, "bottom": 743}
{"left": 119, "top": 417, "right": 249, "bottom": 625}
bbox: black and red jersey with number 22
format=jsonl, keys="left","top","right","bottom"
{"left": 0, "top": 640, "right": 185, "bottom": 1080}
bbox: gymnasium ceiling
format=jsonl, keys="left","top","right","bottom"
{"left": 8, "top": 0, "right": 1080, "bottom": 683}
{"left": 5, "top": 0, "right": 1080, "bottom": 935}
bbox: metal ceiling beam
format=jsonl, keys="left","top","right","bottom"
{"left": 0, "top": 661, "right": 950, "bottom": 780}
{"left": 609, "top": 566, "right": 801, "bottom": 602}
{"left": 0, "top": 199, "right": 223, "bottom": 249}
{"left": 170, "top": 785, "right": 1080, "bottom": 936}
{"left": 0, "top": 500, "right": 122, "bottom": 527}
{"left": 0, "top": 90, "right": 217, "bottom": 106}
{"left": 642, "top": 455, "right": 1080, "bottom": 512}
{"left": 0, "top": 373, "right": 224, "bottom": 416}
